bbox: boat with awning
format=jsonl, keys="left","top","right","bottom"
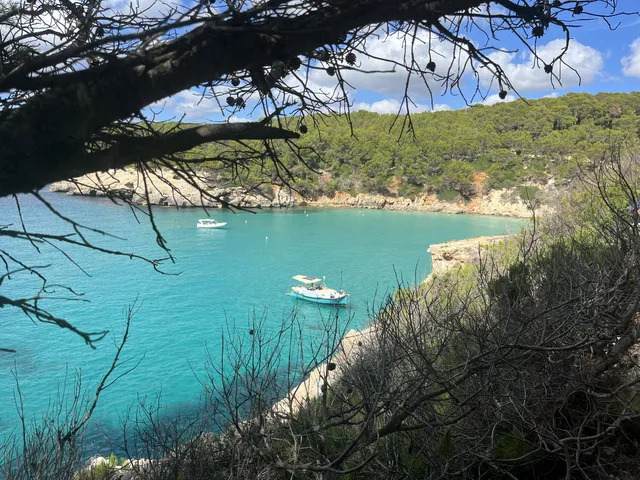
{"left": 287, "top": 275, "right": 349, "bottom": 305}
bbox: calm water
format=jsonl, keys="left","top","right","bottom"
{"left": 0, "top": 192, "right": 521, "bottom": 453}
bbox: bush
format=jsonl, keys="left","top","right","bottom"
{"left": 397, "top": 183, "right": 424, "bottom": 199}
{"left": 437, "top": 189, "right": 460, "bottom": 201}
{"left": 441, "top": 160, "right": 476, "bottom": 197}
{"left": 76, "top": 454, "right": 127, "bottom": 480}
{"left": 517, "top": 185, "right": 543, "bottom": 202}
{"left": 486, "top": 164, "right": 520, "bottom": 189}
{"left": 323, "top": 178, "right": 340, "bottom": 196}
{"left": 8, "top": 147, "right": 640, "bottom": 480}
{"left": 471, "top": 154, "right": 492, "bottom": 172}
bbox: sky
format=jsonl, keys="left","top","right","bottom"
{"left": 148, "top": 0, "right": 640, "bottom": 123}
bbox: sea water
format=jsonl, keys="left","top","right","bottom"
{"left": 0, "top": 192, "right": 521, "bottom": 454}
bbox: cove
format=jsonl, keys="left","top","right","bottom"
{"left": 0, "top": 192, "right": 522, "bottom": 453}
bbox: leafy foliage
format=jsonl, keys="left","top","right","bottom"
{"left": 194, "top": 92, "right": 640, "bottom": 198}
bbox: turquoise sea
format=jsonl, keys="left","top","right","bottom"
{"left": 0, "top": 192, "right": 521, "bottom": 454}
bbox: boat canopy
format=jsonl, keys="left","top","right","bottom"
{"left": 292, "top": 275, "right": 322, "bottom": 284}
{"left": 198, "top": 219, "right": 217, "bottom": 223}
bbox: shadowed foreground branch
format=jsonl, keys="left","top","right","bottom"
{"left": 0, "top": 0, "right": 631, "bottom": 196}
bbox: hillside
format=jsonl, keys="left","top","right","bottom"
{"left": 51, "top": 92, "right": 640, "bottom": 217}
{"left": 190, "top": 92, "right": 640, "bottom": 202}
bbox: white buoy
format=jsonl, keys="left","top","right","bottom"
{"left": 306, "top": 214, "right": 309, "bottom": 217}
{"left": 245, "top": 220, "right": 248, "bottom": 223}
{"left": 265, "top": 236, "right": 268, "bottom": 240}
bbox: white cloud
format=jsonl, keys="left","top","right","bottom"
{"left": 149, "top": 36, "right": 602, "bottom": 122}
{"left": 149, "top": 90, "right": 218, "bottom": 121}
{"left": 226, "top": 115, "right": 251, "bottom": 123}
{"left": 305, "top": 33, "right": 602, "bottom": 107}
{"left": 622, "top": 38, "right": 640, "bottom": 79}
{"left": 0, "top": 3, "right": 70, "bottom": 52}
{"left": 149, "top": 89, "right": 262, "bottom": 122}
{"left": 309, "top": 31, "right": 455, "bottom": 100}
{"left": 482, "top": 39, "right": 604, "bottom": 93}
{"left": 429, "top": 103, "right": 452, "bottom": 112}
{"left": 353, "top": 99, "right": 450, "bottom": 114}
{"left": 481, "top": 93, "right": 517, "bottom": 106}
{"left": 103, "top": 0, "right": 176, "bottom": 19}
{"left": 1, "top": 0, "right": 175, "bottom": 57}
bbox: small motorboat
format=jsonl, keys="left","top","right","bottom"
{"left": 197, "top": 218, "right": 227, "bottom": 228}
{"left": 287, "top": 275, "right": 349, "bottom": 305}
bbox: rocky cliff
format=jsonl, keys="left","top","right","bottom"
{"left": 304, "top": 184, "right": 555, "bottom": 218}
{"left": 50, "top": 167, "right": 551, "bottom": 218}
{"left": 427, "top": 235, "right": 514, "bottom": 274}
{"left": 49, "top": 168, "right": 297, "bottom": 209}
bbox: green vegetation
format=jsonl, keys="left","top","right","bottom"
{"left": 189, "top": 92, "right": 640, "bottom": 199}
{"left": 516, "top": 185, "right": 543, "bottom": 202}
{"left": 76, "top": 454, "right": 127, "bottom": 480}
{"left": 7, "top": 145, "right": 640, "bottom": 480}
{"left": 436, "top": 189, "right": 460, "bottom": 201}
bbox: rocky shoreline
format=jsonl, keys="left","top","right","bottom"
{"left": 49, "top": 169, "right": 298, "bottom": 209}
{"left": 273, "top": 234, "right": 512, "bottom": 413}
{"left": 303, "top": 189, "right": 550, "bottom": 218}
{"left": 50, "top": 167, "right": 554, "bottom": 219}
{"left": 79, "top": 234, "right": 511, "bottom": 478}
{"left": 427, "top": 235, "right": 514, "bottom": 274}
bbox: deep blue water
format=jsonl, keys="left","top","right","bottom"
{"left": 0, "top": 192, "right": 521, "bottom": 454}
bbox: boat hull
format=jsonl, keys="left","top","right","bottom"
{"left": 288, "top": 291, "right": 348, "bottom": 305}
{"left": 197, "top": 222, "right": 227, "bottom": 228}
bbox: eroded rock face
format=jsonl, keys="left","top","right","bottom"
{"left": 49, "top": 168, "right": 296, "bottom": 209}
{"left": 50, "top": 167, "right": 552, "bottom": 218}
{"left": 303, "top": 187, "right": 551, "bottom": 218}
{"left": 49, "top": 181, "right": 71, "bottom": 193}
{"left": 80, "top": 456, "right": 153, "bottom": 480}
{"left": 271, "top": 326, "right": 375, "bottom": 415}
{"left": 427, "top": 235, "right": 511, "bottom": 274}
{"left": 272, "top": 185, "right": 296, "bottom": 207}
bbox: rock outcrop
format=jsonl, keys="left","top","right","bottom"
{"left": 50, "top": 168, "right": 296, "bottom": 209}
{"left": 305, "top": 188, "right": 551, "bottom": 218}
{"left": 427, "top": 235, "right": 513, "bottom": 274}
{"left": 81, "top": 456, "right": 152, "bottom": 480}
{"left": 50, "top": 167, "right": 553, "bottom": 218}
{"left": 272, "top": 326, "right": 375, "bottom": 415}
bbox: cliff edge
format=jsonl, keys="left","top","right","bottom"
{"left": 50, "top": 167, "right": 553, "bottom": 218}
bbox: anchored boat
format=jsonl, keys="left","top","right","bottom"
{"left": 197, "top": 218, "right": 227, "bottom": 228}
{"left": 288, "top": 275, "right": 349, "bottom": 305}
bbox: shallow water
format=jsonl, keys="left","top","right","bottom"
{"left": 0, "top": 192, "right": 521, "bottom": 453}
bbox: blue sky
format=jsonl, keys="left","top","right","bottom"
{"left": 150, "top": 0, "right": 640, "bottom": 123}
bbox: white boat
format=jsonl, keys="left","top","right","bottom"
{"left": 287, "top": 275, "right": 349, "bottom": 305}
{"left": 196, "top": 218, "right": 227, "bottom": 228}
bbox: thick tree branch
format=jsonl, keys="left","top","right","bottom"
{"left": 0, "top": 123, "right": 299, "bottom": 196}
{"left": 0, "top": 0, "right": 481, "bottom": 198}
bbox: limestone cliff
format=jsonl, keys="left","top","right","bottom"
{"left": 49, "top": 168, "right": 296, "bottom": 208}
{"left": 427, "top": 235, "right": 513, "bottom": 274}
{"left": 50, "top": 167, "right": 552, "bottom": 218}
{"left": 303, "top": 188, "right": 552, "bottom": 218}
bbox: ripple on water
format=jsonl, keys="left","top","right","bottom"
{"left": 0, "top": 193, "right": 522, "bottom": 451}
